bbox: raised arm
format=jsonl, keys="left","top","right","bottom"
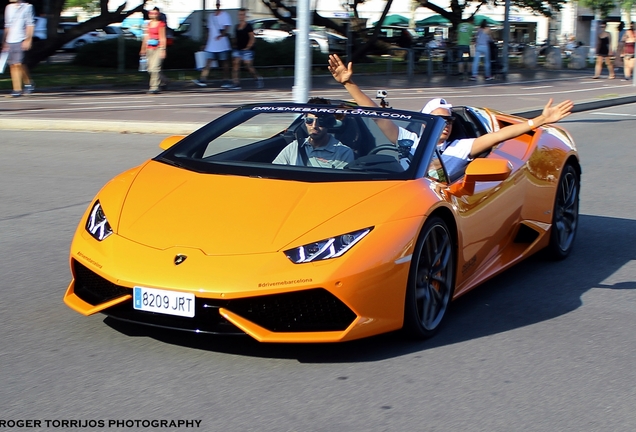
{"left": 469, "top": 98, "right": 573, "bottom": 157}
{"left": 328, "top": 54, "right": 400, "bottom": 143}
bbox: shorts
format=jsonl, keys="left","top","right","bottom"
{"left": 205, "top": 50, "right": 230, "bottom": 61}
{"left": 7, "top": 43, "right": 24, "bottom": 65}
{"left": 456, "top": 45, "right": 471, "bottom": 61}
{"left": 232, "top": 50, "right": 254, "bottom": 62}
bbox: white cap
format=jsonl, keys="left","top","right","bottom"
{"left": 421, "top": 98, "right": 452, "bottom": 115}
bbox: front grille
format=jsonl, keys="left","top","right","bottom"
{"left": 105, "top": 299, "right": 243, "bottom": 335}
{"left": 225, "top": 288, "right": 357, "bottom": 332}
{"left": 73, "top": 261, "right": 130, "bottom": 306}
{"left": 73, "top": 262, "right": 356, "bottom": 334}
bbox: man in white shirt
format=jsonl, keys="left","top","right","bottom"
{"left": 327, "top": 54, "right": 574, "bottom": 182}
{"left": 2, "top": 0, "right": 35, "bottom": 97}
{"left": 193, "top": 0, "right": 233, "bottom": 88}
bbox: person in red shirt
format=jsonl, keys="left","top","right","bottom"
{"left": 140, "top": 8, "right": 167, "bottom": 94}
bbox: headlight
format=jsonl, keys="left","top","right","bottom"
{"left": 284, "top": 227, "right": 372, "bottom": 264}
{"left": 85, "top": 201, "right": 113, "bottom": 241}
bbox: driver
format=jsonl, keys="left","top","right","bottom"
{"left": 273, "top": 97, "right": 354, "bottom": 169}
{"left": 327, "top": 54, "right": 573, "bottom": 180}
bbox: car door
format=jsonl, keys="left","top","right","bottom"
{"left": 444, "top": 150, "right": 527, "bottom": 289}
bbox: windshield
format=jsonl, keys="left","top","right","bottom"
{"left": 157, "top": 103, "right": 439, "bottom": 182}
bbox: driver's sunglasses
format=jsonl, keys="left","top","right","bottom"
{"left": 304, "top": 117, "right": 323, "bottom": 126}
{"left": 441, "top": 116, "right": 454, "bottom": 126}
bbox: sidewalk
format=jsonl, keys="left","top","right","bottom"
{"left": 1, "top": 67, "right": 635, "bottom": 134}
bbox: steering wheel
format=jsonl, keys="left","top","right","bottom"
{"left": 368, "top": 144, "right": 413, "bottom": 162}
{"left": 369, "top": 144, "right": 397, "bottom": 154}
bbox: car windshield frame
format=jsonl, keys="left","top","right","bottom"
{"left": 155, "top": 103, "right": 445, "bottom": 182}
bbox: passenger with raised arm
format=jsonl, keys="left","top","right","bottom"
{"left": 327, "top": 54, "right": 574, "bottom": 180}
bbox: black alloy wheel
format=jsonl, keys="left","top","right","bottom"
{"left": 403, "top": 216, "right": 456, "bottom": 338}
{"left": 545, "top": 163, "right": 579, "bottom": 260}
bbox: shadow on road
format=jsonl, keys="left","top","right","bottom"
{"left": 105, "top": 213, "right": 636, "bottom": 362}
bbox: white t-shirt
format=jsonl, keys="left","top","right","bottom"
{"left": 397, "top": 127, "right": 474, "bottom": 180}
{"left": 204, "top": 11, "right": 232, "bottom": 53}
{"left": 4, "top": 2, "right": 34, "bottom": 44}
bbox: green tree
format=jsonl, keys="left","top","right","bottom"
{"left": 260, "top": 0, "right": 571, "bottom": 61}
{"left": 578, "top": 0, "right": 618, "bottom": 19}
{"left": 64, "top": 0, "right": 100, "bottom": 14}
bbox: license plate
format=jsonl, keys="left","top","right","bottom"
{"left": 133, "top": 286, "right": 195, "bottom": 318}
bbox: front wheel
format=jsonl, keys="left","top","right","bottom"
{"left": 545, "top": 163, "right": 579, "bottom": 260}
{"left": 403, "top": 216, "right": 456, "bottom": 339}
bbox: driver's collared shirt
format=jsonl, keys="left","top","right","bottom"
{"left": 273, "top": 136, "right": 355, "bottom": 169}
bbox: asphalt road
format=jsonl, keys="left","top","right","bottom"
{"left": 1, "top": 104, "right": 636, "bottom": 431}
{"left": 1, "top": 69, "right": 636, "bottom": 134}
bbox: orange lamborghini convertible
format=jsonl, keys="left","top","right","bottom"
{"left": 63, "top": 101, "right": 580, "bottom": 342}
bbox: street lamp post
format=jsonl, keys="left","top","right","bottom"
{"left": 293, "top": 0, "right": 311, "bottom": 103}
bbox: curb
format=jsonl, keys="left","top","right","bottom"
{"left": 0, "top": 119, "right": 204, "bottom": 135}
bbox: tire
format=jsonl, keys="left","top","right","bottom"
{"left": 403, "top": 216, "right": 456, "bottom": 339}
{"left": 545, "top": 163, "right": 579, "bottom": 260}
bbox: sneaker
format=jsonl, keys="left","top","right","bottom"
{"left": 221, "top": 82, "right": 234, "bottom": 89}
{"left": 24, "top": 82, "right": 35, "bottom": 94}
{"left": 11, "top": 91, "right": 22, "bottom": 98}
{"left": 147, "top": 90, "right": 161, "bottom": 94}
{"left": 192, "top": 79, "right": 207, "bottom": 87}
{"left": 256, "top": 76, "right": 264, "bottom": 89}
{"left": 485, "top": 76, "right": 494, "bottom": 81}
{"left": 469, "top": 76, "right": 477, "bottom": 81}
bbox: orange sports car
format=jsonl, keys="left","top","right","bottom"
{"left": 63, "top": 101, "right": 580, "bottom": 342}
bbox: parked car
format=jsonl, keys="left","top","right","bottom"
{"left": 58, "top": 23, "right": 104, "bottom": 50}
{"left": 250, "top": 18, "right": 294, "bottom": 43}
{"left": 33, "top": 16, "right": 48, "bottom": 40}
{"left": 250, "top": 18, "right": 346, "bottom": 54}
{"left": 299, "top": 28, "right": 347, "bottom": 54}
{"left": 57, "top": 22, "right": 136, "bottom": 51}
{"left": 102, "top": 24, "right": 137, "bottom": 41}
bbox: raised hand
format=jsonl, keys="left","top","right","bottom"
{"left": 328, "top": 54, "right": 353, "bottom": 84}
{"left": 542, "top": 98, "right": 574, "bottom": 124}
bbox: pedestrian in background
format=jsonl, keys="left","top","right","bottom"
{"left": 2, "top": 0, "right": 36, "bottom": 97}
{"left": 193, "top": 0, "right": 232, "bottom": 88}
{"left": 153, "top": 6, "right": 167, "bottom": 24}
{"left": 592, "top": 20, "right": 615, "bottom": 79}
{"left": 471, "top": 20, "right": 493, "bottom": 81}
{"left": 153, "top": 6, "right": 169, "bottom": 90}
{"left": 140, "top": 8, "right": 167, "bottom": 94}
{"left": 455, "top": 19, "right": 474, "bottom": 78}
{"left": 229, "top": 8, "right": 263, "bottom": 90}
{"left": 620, "top": 22, "right": 635, "bottom": 81}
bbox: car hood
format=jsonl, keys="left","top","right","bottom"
{"left": 116, "top": 161, "right": 397, "bottom": 255}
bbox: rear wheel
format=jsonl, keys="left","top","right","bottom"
{"left": 545, "top": 163, "right": 579, "bottom": 260}
{"left": 403, "top": 216, "right": 456, "bottom": 339}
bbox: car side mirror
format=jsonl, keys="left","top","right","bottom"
{"left": 159, "top": 135, "right": 185, "bottom": 150}
{"left": 448, "top": 158, "right": 511, "bottom": 195}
